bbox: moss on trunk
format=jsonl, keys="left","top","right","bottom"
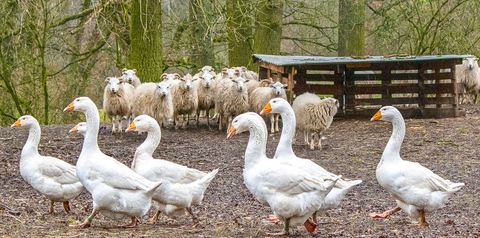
{"left": 226, "top": 0, "right": 254, "bottom": 69}
{"left": 338, "top": 0, "right": 365, "bottom": 56}
{"left": 253, "top": 0, "right": 283, "bottom": 56}
{"left": 128, "top": 0, "right": 164, "bottom": 82}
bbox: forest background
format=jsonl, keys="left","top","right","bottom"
{"left": 0, "top": 0, "right": 479, "bottom": 126}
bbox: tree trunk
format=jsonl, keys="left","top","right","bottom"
{"left": 226, "top": 0, "right": 254, "bottom": 68}
{"left": 39, "top": 0, "right": 49, "bottom": 125}
{"left": 253, "top": 0, "right": 283, "bottom": 56}
{"left": 128, "top": 0, "right": 164, "bottom": 82}
{"left": 189, "top": 0, "right": 214, "bottom": 71}
{"left": 338, "top": 0, "right": 365, "bottom": 56}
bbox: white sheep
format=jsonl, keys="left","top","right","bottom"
{"left": 456, "top": 57, "right": 480, "bottom": 104}
{"left": 161, "top": 73, "right": 181, "bottom": 82}
{"left": 215, "top": 76, "right": 249, "bottom": 132}
{"left": 131, "top": 82, "right": 173, "bottom": 127}
{"left": 246, "top": 77, "right": 274, "bottom": 97}
{"left": 195, "top": 71, "right": 216, "bottom": 128}
{"left": 250, "top": 82, "right": 288, "bottom": 134}
{"left": 103, "top": 77, "right": 134, "bottom": 133}
{"left": 292, "top": 93, "right": 339, "bottom": 150}
{"left": 121, "top": 68, "right": 141, "bottom": 88}
{"left": 170, "top": 74, "right": 198, "bottom": 129}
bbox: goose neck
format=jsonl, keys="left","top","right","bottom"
{"left": 133, "top": 126, "right": 161, "bottom": 167}
{"left": 382, "top": 114, "right": 405, "bottom": 162}
{"left": 22, "top": 122, "right": 41, "bottom": 158}
{"left": 244, "top": 121, "right": 267, "bottom": 169}
{"left": 274, "top": 106, "right": 296, "bottom": 158}
{"left": 82, "top": 106, "right": 101, "bottom": 154}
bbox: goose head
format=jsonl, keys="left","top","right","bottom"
{"left": 371, "top": 106, "right": 400, "bottom": 122}
{"left": 261, "top": 98, "right": 290, "bottom": 115}
{"left": 11, "top": 115, "right": 38, "bottom": 128}
{"left": 227, "top": 112, "right": 260, "bottom": 139}
{"left": 126, "top": 115, "right": 158, "bottom": 133}
{"left": 70, "top": 122, "right": 87, "bottom": 136}
{"left": 63, "top": 97, "right": 96, "bottom": 112}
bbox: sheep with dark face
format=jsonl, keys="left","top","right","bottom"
{"left": 456, "top": 57, "right": 480, "bottom": 103}
{"left": 250, "top": 81, "right": 288, "bottom": 134}
{"left": 121, "top": 69, "right": 141, "bottom": 88}
{"left": 195, "top": 71, "right": 216, "bottom": 127}
{"left": 170, "top": 74, "right": 198, "bottom": 130}
{"left": 103, "top": 77, "right": 135, "bottom": 133}
{"left": 131, "top": 82, "right": 173, "bottom": 126}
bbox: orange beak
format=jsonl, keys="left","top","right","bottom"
{"left": 11, "top": 119, "right": 21, "bottom": 128}
{"left": 125, "top": 122, "right": 136, "bottom": 132}
{"left": 260, "top": 103, "right": 272, "bottom": 115}
{"left": 64, "top": 102, "right": 74, "bottom": 112}
{"left": 69, "top": 125, "right": 78, "bottom": 133}
{"left": 371, "top": 111, "right": 382, "bottom": 121}
{"left": 226, "top": 126, "right": 236, "bottom": 139}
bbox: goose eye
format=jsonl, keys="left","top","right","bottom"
{"left": 76, "top": 99, "right": 80, "bottom": 102}
{"left": 234, "top": 120, "right": 238, "bottom": 123}
{"left": 383, "top": 108, "right": 386, "bottom": 111}
{"left": 22, "top": 118, "right": 26, "bottom": 120}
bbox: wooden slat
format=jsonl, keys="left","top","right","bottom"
{"left": 421, "top": 72, "right": 453, "bottom": 80}
{"left": 294, "top": 74, "right": 341, "bottom": 82}
{"left": 294, "top": 84, "right": 344, "bottom": 95}
{"left": 295, "top": 64, "right": 343, "bottom": 71}
{"left": 353, "top": 97, "right": 455, "bottom": 105}
{"left": 346, "top": 108, "right": 460, "bottom": 119}
{"left": 258, "top": 61, "right": 284, "bottom": 73}
{"left": 351, "top": 73, "right": 419, "bottom": 81}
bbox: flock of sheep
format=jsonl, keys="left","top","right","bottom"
{"left": 103, "top": 66, "right": 340, "bottom": 149}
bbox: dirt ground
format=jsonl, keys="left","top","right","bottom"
{"left": 0, "top": 106, "right": 479, "bottom": 237}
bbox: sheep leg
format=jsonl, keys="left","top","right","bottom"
{"left": 174, "top": 114, "right": 180, "bottom": 130}
{"left": 182, "top": 115, "right": 187, "bottom": 129}
{"left": 186, "top": 114, "right": 190, "bottom": 126}
{"left": 62, "top": 201, "right": 71, "bottom": 214}
{"left": 196, "top": 111, "right": 200, "bottom": 127}
{"left": 118, "top": 116, "right": 123, "bottom": 132}
{"left": 111, "top": 116, "right": 116, "bottom": 133}
{"left": 310, "top": 132, "right": 315, "bottom": 150}
{"left": 304, "top": 131, "right": 309, "bottom": 145}
{"left": 218, "top": 115, "right": 223, "bottom": 131}
{"left": 206, "top": 109, "right": 211, "bottom": 129}
{"left": 270, "top": 114, "right": 275, "bottom": 134}
{"left": 318, "top": 133, "right": 322, "bottom": 150}
{"left": 275, "top": 114, "right": 280, "bottom": 133}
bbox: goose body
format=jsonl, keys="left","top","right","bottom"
{"left": 12, "top": 115, "right": 84, "bottom": 213}
{"left": 261, "top": 98, "right": 362, "bottom": 218}
{"left": 227, "top": 112, "right": 339, "bottom": 236}
{"left": 370, "top": 106, "right": 464, "bottom": 226}
{"left": 64, "top": 97, "right": 162, "bottom": 228}
{"left": 126, "top": 115, "right": 218, "bottom": 226}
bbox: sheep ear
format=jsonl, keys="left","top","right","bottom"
{"left": 122, "top": 68, "right": 127, "bottom": 72}
{"left": 105, "top": 77, "right": 111, "bottom": 82}
{"left": 234, "top": 70, "right": 240, "bottom": 77}
{"left": 231, "top": 79, "right": 236, "bottom": 83}
{"left": 119, "top": 77, "right": 125, "bottom": 83}
{"left": 133, "top": 69, "right": 137, "bottom": 74}
{"left": 221, "top": 68, "right": 228, "bottom": 72}
{"left": 212, "top": 75, "right": 216, "bottom": 79}
{"left": 283, "top": 84, "right": 288, "bottom": 88}
{"left": 198, "top": 69, "right": 202, "bottom": 72}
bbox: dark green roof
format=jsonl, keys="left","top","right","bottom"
{"left": 253, "top": 54, "right": 475, "bottom": 66}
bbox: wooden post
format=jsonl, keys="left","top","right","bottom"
{"left": 334, "top": 64, "right": 345, "bottom": 117}
{"left": 288, "top": 67, "right": 295, "bottom": 103}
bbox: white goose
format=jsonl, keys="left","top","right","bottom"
{"left": 69, "top": 122, "right": 86, "bottom": 136}
{"left": 369, "top": 106, "right": 464, "bottom": 226}
{"left": 64, "top": 97, "right": 162, "bottom": 228}
{"left": 261, "top": 98, "right": 362, "bottom": 223}
{"left": 227, "top": 112, "right": 339, "bottom": 236}
{"left": 11, "top": 115, "right": 84, "bottom": 214}
{"left": 125, "top": 115, "right": 218, "bottom": 227}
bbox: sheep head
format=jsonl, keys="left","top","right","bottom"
{"left": 201, "top": 65, "right": 214, "bottom": 73}
{"left": 270, "top": 82, "right": 287, "bottom": 96}
{"left": 106, "top": 77, "right": 122, "bottom": 93}
{"left": 466, "top": 57, "right": 479, "bottom": 70}
{"left": 156, "top": 82, "right": 170, "bottom": 98}
{"left": 182, "top": 74, "right": 194, "bottom": 90}
{"left": 231, "top": 77, "right": 247, "bottom": 92}
{"left": 200, "top": 72, "right": 214, "bottom": 88}
{"left": 122, "top": 69, "right": 137, "bottom": 84}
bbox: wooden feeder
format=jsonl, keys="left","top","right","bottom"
{"left": 253, "top": 54, "right": 471, "bottom": 119}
